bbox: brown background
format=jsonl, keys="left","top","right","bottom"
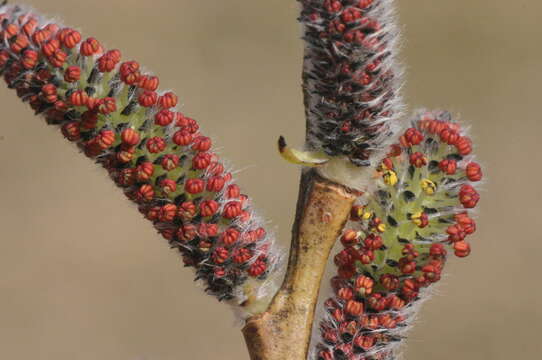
{"left": 0, "top": 0, "right": 540, "bottom": 359}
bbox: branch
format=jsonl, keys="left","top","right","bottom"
{"left": 243, "top": 170, "right": 359, "bottom": 360}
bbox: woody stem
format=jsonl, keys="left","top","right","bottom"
{"left": 242, "top": 169, "right": 359, "bottom": 360}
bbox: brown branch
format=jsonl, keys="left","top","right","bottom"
{"left": 242, "top": 170, "right": 359, "bottom": 360}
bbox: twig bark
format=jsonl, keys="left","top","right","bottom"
{"left": 242, "top": 170, "right": 359, "bottom": 360}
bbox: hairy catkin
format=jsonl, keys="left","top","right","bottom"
{"left": 0, "top": 3, "right": 282, "bottom": 315}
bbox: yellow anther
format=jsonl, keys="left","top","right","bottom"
{"left": 411, "top": 211, "right": 423, "bottom": 226}
{"left": 421, "top": 178, "right": 437, "bottom": 195}
{"left": 362, "top": 211, "right": 373, "bottom": 220}
{"left": 377, "top": 223, "right": 387, "bottom": 233}
{"left": 383, "top": 170, "right": 398, "bottom": 186}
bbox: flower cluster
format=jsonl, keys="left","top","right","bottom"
{"left": 299, "top": 0, "right": 402, "bottom": 167}
{"left": 0, "top": 3, "right": 280, "bottom": 306}
{"left": 313, "top": 110, "right": 483, "bottom": 359}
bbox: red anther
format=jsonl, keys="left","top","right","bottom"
{"left": 42, "top": 83, "right": 59, "bottom": 103}
{"left": 116, "top": 146, "right": 135, "bottom": 163}
{"left": 340, "top": 229, "right": 358, "bottom": 247}
{"left": 400, "top": 128, "right": 424, "bottom": 147}
{"left": 81, "top": 111, "right": 98, "bottom": 129}
{"left": 159, "top": 91, "right": 178, "bottom": 108}
{"left": 138, "top": 75, "right": 159, "bottom": 91}
{"left": 177, "top": 224, "right": 197, "bottom": 242}
{"left": 119, "top": 61, "right": 141, "bottom": 85}
{"left": 357, "top": 0, "right": 374, "bottom": 9}
{"left": 338, "top": 264, "right": 356, "bottom": 279}
{"left": 138, "top": 91, "right": 158, "bottom": 107}
{"left": 334, "top": 249, "right": 355, "bottom": 267}
{"left": 184, "top": 117, "right": 199, "bottom": 133}
{"left": 177, "top": 201, "right": 196, "bottom": 220}
{"left": 456, "top": 136, "right": 472, "bottom": 156}
{"left": 380, "top": 274, "right": 399, "bottom": 291}
{"left": 322, "top": 327, "right": 339, "bottom": 345}
{"left": 21, "top": 49, "right": 38, "bottom": 69}
{"left": 80, "top": 37, "right": 101, "bottom": 56}
{"left": 3, "top": 23, "right": 19, "bottom": 38}
{"left": 199, "top": 200, "right": 219, "bottom": 217}
{"left": 232, "top": 247, "right": 252, "bottom": 264}
{"left": 157, "top": 204, "right": 177, "bottom": 222}
{"left": 64, "top": 66, "right": 81, "bottom": 82}
{"left": 198, "top": 223, "right": 218, "bottom": 238}
{"left": 106, "top": 49, "right": 121, "bottom": 62}
{"left": 341, "top": 8, "right": 362, "bottom": 23}
{"left": 363, "top": 234, "right": 383, "bottom": 250}
{"left": 213, "top": 267, "right": 226, "bottom": 278}
{"left": 10, "top": 34, "right": 29, "bottom": 53}
{"left": 440, "top": 128, "right": 460, "bottom": 145}
{"left": 206, "top": 176, "right": 225, "bottom": 192}
{"left": 459, "top": 184, "right": 480, "bottom": 208}
{"left": 423, "top": 262, "right": 442, "bottom": 282}
{"left": 378, "top": 314, "right": 398, "bottom": 329}
{"left": 97, "top": 97, "right": 116, "bottom": 114}
{"left": 155, "top": 109, "right": 174, "bottom": 126}
{"left": 439, "top": 158, "right": 457, "bottom": 175}
{"left": 221, "top": 227, "right": 240, "bottom": 246}
{"left": 399, "top": 257, "right": 416, "bottom": 274}
{"left": 337, "top": 287, "right": 353, "bottom": 301}
{"left": 22, "top": 18, "right": 38, "bottom": 37}
{"left": 62, "top": 29, "right": 81, "bottom": 49}
{"left": 455, "top": 212, "right": 476, "bottom": 234}
{"left": 446, "top": 224, "right": 466, "bottom": 243}
{"left": 429, "top": 243, "right": 447, "bottom": 257}
{"left": 191, "top": 136, "right": 212, "bottom": 152}
{"left": 55, "top": 100, "right": 68, "bottom": 112}
{"left": 61, "top": 122, "right": 80, "bottom": 141}
{"left": 159, "top": 178, "right": 177, "bottom": 194}
{"left": 96, "top": 130, "right": 115, "bottom": 149}
{"left": 185, "top": 178, "right": 205, "bottom": 194}
{"left": 42, "top": 38, "right": 60, "bottom": 57}
{"left": 69, "top": 92, "right": 88, "bottom": 109}
{"left": 409, "top": 152, "right": 427, "bottom": 168}
{"left": 453, "top": 241, "right": 471, "bottom": 257}
{"left": 120, "top": 128, "right": 140, "bottom": 146}
{"left": 0, "top": 50, "right": 10, "bottom": 67}
{"left": 354, "top": 275, "right": 374, "bottom": 295}
{"left": 37, "top": 68, "right": 52, "bottom": 82}
{"left": 192, "top": 152, "right": 212, "bottom": 170}
{"left": 324, "top": 0, "right": 343, "bottom": 13}
{"left": 48, "top": 49, "right": 67, "bottom": 67}
{"left": 317, "top": 349, "right": 333, "bottom": 360}
{"left": 388, "top": 294, "right": 406, "bottom": 310}
{"left": 136, "top": 184, "right": 154, "bottom": 202}
{"left": 146, "top": 136, "right": 166, "bottom": 153}
{"left": 359, "top": 248, "right": 374, "bottom": 265}
{"left": 382, "top": 157, "right": 394, "bottom": 171}
{"left": 226, "top": 184, "right": 241, "bottom": 199}
{"left": 223, "top": 201, "right": 242, "bottom": 219}
{"left": 401, "top": 278, "right": 419, "bottom": 300}
{"left": 345, "top": 300, "right": 364, "bottom": 317}
{"left": 388, "top": 143, "right": 402, "bottom": 157}
{"left": 32, "top": 29, "right": 51, "bottom": 45}
{"left": 97, "top": 53, "right": 119, "bottom": 73}
{"left": 354, "top": 335, "right": 376, "bottom": 352}
{"left": 117, "top": 168, "right": 136, "bottom": 187}
{"left": 135, "top": 162, "right": 154, "bottom": 182}
{"left": 85, "top": 97, "right": 99, "bottom": 111}
{"left": 44, "top": 23, "right": 60, "bottom": 35}
{"left": 161, "top": 154, "right": 179, "bottom": 171}
{"left": 402, "top": 243, "right": 419, "bottom": 258}
{"left": 466, "top": 162, "right": 483, "bottom": 181}
{"left": 248, "top": 259, "right": 267, "bottom": 277}
{"left": 145, "top": 206, "right": 161, "bottom": 221}
{"left": 172, "top": 129, "right": 193, "bottom": 146}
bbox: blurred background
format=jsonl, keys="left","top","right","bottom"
{"left": 0, "top": 0, "right": 540, "bottom": 359}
